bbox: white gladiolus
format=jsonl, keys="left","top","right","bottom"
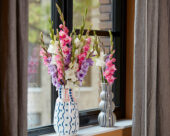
{"left": 74, "top": 38, "right": 82, "bottom": 48}
{"left": 93, "top": 50, "right": 98, "bottom": 55}
{"left": 50, "top": 55, "right": 57, "bottom": 65}
{"left": 95, "top": 52, "right": 106, "bottom": 67}
{"left": 74, "top": 49, "right": 80, "bottom": 57}
{"left": 47, "top": 41, "right": 59, "bottom": 54}
{"left": 54, "top": 41, "right": 59, "bottom": 46}
{"left": 73, "top": 62, "right": 79, "bottom": 72}
{"left": 65, "top": 68, "right": 77, "bottom": 82}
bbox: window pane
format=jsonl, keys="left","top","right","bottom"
{"left": 73, "top": 0, "right": 112, "bottom": 30}
{"left": 28, "top": 0, "right": 51, "bottom": 129}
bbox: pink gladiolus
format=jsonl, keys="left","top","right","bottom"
{"left": 109, "top": 65, "right": 117, "bottom": 73}
{"left": 59, "top": 24, "right": 69, "bottom": 34}
{"left": 83, "top": 45, "right": 90, "bottom": 53}
{"left": 59, "top": 24, "right": 63, "bottom": 29}
{"left": 103, "top": 70, "right": 110, "bottom": 77}
{"left": 57, "top": 69, "right": 63, "bottom": 75}
{"left": 86, "top": 37, "right": 91, "bottom": 45}
{"left": 58, "top": 73, "right": 63, "bottom": 81}
{"left": 111, "top": 58, "right": 116, "bottom": 63}
{"left": 62, "top": 46, "right": 70, "bottom": 55}
{"left": 106, "top": 60, "right": 113, "bottom": 67}
{"left": 68, "top": 37, "right": 72, "bottom": 44}
{"left": 109, "top": 54, "right": 113, "bottom": 59}
{"left": 58, "top": 69, "right": 63, "bottom": 79}
{"left": 56, "top": 60, "right": 62, "bottom": 65}
{"left": 78, "top": 52, "right": 87, "bottom": 69}
{"left": 64, "top": 36, "right": 71, "bottom": 44}
{"left": 55, "top": 54, "right": 62, "bottom": 60}
{"left": 40, "top": 48, "right": 46, "bottom": 56}
{"left": 60, "top": 40, "right": 66, "bottom": 47}
{"left": 78, "top": 52, "right": 87, "bottom": 62}
{"left": 59, "top": 30, "right": 66, "bottom": 39}
{"left": 106, "top": 76, "right": 116, "bottom": 85}
{"left": 55, "top": 55, "right": 64, "bottom": 70}
{"left": 63, "top": 27, "right": 69, "bottom": 34}
{"left": 58, "top": 74, "right": 63, "bottom": 80}
{"left": 103, "top": 55, "right": 117, "bottom": 85}
{"left": 57, "top": 63, "right": 63, "bottom": 69}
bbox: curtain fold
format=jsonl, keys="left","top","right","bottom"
{"left": 133, "top": 0, "right": 170, "bottom": 136}
{"left": 0, "top": 0, "right": 28, "bottom": 136}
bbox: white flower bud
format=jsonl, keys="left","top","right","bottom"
{"left": 50, "top": 55, "right": 57, "bottom": 65}
{"left": 95, "top": 52, "right": 106, "bottom": 67}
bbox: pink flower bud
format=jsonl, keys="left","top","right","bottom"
{"left": 59, "top": 30, "right": 66, "bottom": 39}
{"left": 63, "top": 27, "right": 69, "bottom": 34}
{"left": 59, "top": 24, "right": 63, "bottom": 29}
{"left": 83, "top": 45, "right": 90, "bottom": 52}
{"left": 106, "top": 60, "right": 113, "bottom": 67}
{"left": 86, "top": 37, "right": 91, "bottom": 45}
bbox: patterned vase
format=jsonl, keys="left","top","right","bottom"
{"left": 98, "top": 83, "right": 116, "bottom": 127}
{"left": 53, "top": 86, "right": 79, "bottom": 136}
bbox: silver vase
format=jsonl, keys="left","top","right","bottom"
{"left": 98, "top": 83, "right": 116, "bottom": 127}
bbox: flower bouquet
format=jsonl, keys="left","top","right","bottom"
{"left": 95, "top": 30, "right": 117, "bottom": 85}
{"left": 40, "top": 4, "right": 100, "bottom": 136}
{"left": 95, "top": 31, "right": 117, "bottom": 127}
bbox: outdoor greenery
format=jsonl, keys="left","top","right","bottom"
{"left": 73, "top": 0, "right": 100, "bottom": 28}
{"left": 29, "top": 0, "right": 50, "bottom": 44}
{"left": 29, "top": 0, "right": 100, "bottom": 45}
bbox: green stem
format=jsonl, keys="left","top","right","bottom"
{"left": 56, "top": 29, "right": 66, "bottom": 84}
{"left": 100, "top": 67, "right": 104, "bottom": 83}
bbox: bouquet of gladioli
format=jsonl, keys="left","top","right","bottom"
{"left": 40, "top": 4, "right": 99, "bottom": 90}
{"left": 95, "top": 30, "right": 117, "bottom": 85}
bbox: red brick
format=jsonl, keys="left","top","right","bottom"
{"left": 99, "top": 21, "right": 112, "bottom": 30}
{"left": 104, "top": 46, "right": 111, "bottom": 54}
{"left": 99, "top": 0, "right": 111, "bottom": 4}
{"left": 99, "top": 37, "right": 110, "bottom": 46}
{"left": 99, "top": 5, "right": 112, "bottom": 13}
{"left": 100, "top": 13, "right": 111, "bottom": 21}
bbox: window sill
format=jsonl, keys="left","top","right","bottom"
{"left": 41, "top": 120, "right": 132, "bottom": 136}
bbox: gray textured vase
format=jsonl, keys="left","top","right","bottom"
{"left": 98, "top": 83, "right": 116, "bottom": 127}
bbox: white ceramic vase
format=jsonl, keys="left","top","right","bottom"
{"left": 53, "top": 86, "right": 79, "bottom": 136}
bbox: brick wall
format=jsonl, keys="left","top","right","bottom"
{"left": 99, "top": 0, "right": 112, "bottom": 31}
{"left": 98, "top": 0, "right": 112, "bottom": 53}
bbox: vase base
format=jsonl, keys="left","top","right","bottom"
{"left": 55, "top": 134, "right": 77, "bottom": 136}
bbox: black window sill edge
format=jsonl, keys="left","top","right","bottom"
{"left": 28, "top": 119, "right": 132, "bottom": 136}
{"left": 28, "top": 107, "right": 124, "bottom": 136}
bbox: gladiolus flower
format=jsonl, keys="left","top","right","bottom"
{"left": 83, "top": 45, "right": 90, "bottom": 53}
{"left": 86, "top": 37, "right": 91, "bottom": 45}
{"left": 59, "top": 30, "right": 66, "bottom": 39}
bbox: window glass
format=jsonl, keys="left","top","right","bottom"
{"left": 28, "top": 0, "right": 51, "bottom": 129}
{"left": 73, "top": 0, "right": 112, "bottom": 30}
{"left": 73, "top": 0, "right": 113, "bottom": 111}
{"left": 28, "top": 0, "right": 115, "bottom": 128}
{"left": 77, "top": 64, "right": 100, "bottom": 111}
{"left": 77, "top": 36, "right": 111, "bottom": 111}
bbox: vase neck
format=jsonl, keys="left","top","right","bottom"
{"left": 57, "top": 86, "right": 74, "bottom": 102}
{"left": 101, "top": 83, "right": 112, "bottom": 92}
{"left": 58, "top": 86, "right": 62, "bottom": 99}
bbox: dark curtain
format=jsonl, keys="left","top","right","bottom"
{"left": 0, "top": 0, "right": 28, "bottom": 136}
{"left": 133, "top": 0, "right": 170, "bottom": 135}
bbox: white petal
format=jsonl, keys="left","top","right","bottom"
{"left": 50, "top": 55, "right": 57, "bottom": 65}
{"left": 47, "top": 44, "right": 57, "bottom": 54}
